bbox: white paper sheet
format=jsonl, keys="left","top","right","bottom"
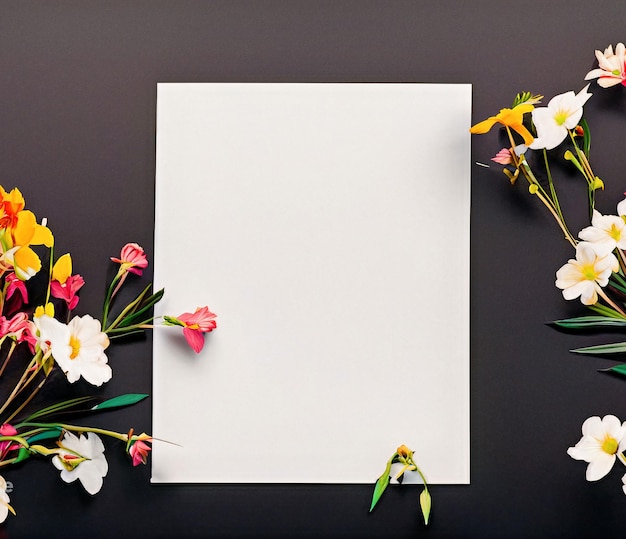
{"left": 152, "top": 83, "right": 471, "bottom": 484}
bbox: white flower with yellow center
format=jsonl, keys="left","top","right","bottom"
{"left": 568, "top": 415, "right": 626, "bottom": 481}
{"left": 555, "top": 242, "right": 618, "bottom": 305}
{"left": 36, "top": 314, "right": 112, "bottom": 386}
{"left": 529, "top": 85, "right": 592, "bottom": 150}
{"left": 578, "top": 209, "right": 626, "bottom": 256}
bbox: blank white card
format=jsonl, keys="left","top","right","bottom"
{"left": 152, "top": 83, "right": 470, "bottom": 484}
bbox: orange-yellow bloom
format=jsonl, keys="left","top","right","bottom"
{"left": 2, "top": 210, "right": 54, "bottom": 280}
{"left": 470, "top": 103, "right": 535, "bottom": 146}
{"left": 0, "top": 187, "right": 25, "bottom": 230}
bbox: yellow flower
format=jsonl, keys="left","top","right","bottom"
{"left": 52, "top": 253, "right": 73, "bottom": 284}
{"left": 1, "top": 210, "right": 53, "bottom": 280}
{"left": 34, "top": 303, "right": 55, "bottom": 318}
{"left": 470, "top": 103, "right": 535, "bottom": 146}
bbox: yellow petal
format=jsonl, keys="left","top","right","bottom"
{"left": 512, "top": 103, "right": 534, "bottom": 115}
{"left": 12, "top": 210, "right": 36, "bottom": 246}
{"left": 469, "top": 116, "right": 498, "bottom": 134}
{"left": 52, "top": 253, "right": 72, "bottom": 284}
{"left": 31, "top": 223, "right": 54, "bottom": 247}
{"left": 510, "top": 123, "right": 535, "bottom": 146}
{"left": 13, "top": 245, "right": 41, "bottom": 280}
{"left": 34, "top": 302, "right": 55, "bottom": 318}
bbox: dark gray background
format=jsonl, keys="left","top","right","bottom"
{"left": 1, "top": 1, "right": 626, "bottom": 538}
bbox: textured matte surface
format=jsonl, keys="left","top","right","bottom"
{"left": 1, "top": 1, "right": 626, "bottom": 537}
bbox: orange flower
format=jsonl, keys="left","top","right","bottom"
{"left": 470, "top": 103, "right": 535, "bottom": 146}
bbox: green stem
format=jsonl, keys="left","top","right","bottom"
{"left": 102, "top": 269, "right": 125, "bottom": 328}
{"left": 597, "top": 286, "right": 626, "bottom": 317}
{"left": 542, "top": 149, "right": 567, "bottom": 228}
{"left": 16, "top": 422, "right": 129, "bottom": 442}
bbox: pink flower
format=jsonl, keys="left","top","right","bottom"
{"left": 0, "top": 313, "right": 31, "bottom": 341}
{"left": 491, "top": 148, "right": 513, "bottom": 165}
{"left": 110, "top": 243, "right": 148, "bottom": 276}
{"left": 129, "top": 439, "right": 152, "bottom": 466}
{"left": 5, "top": 273, "right": 27, "bottom": 304}
{"left": 585, "top": 43, "right": 626, "bottom": 88}
{"left": 0, "top": 424, "right": 19, "bottom": 459}
{"left": 175, "top": 306, "right": 217, "bottom": 353}
{"left": 50, "top": 274, "right": 85, "bottom": 311}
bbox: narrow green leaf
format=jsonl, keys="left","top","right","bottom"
{"left": 369, "top": 473, "right": 391, "bottom": 512}
{"left": 587, "top": 303, "right": 626, "bottom": 319}
{"left": 600, "top": 364, "right": 626, "bottom": 377}
{"left": 117, "top": 289, "right": 165, "bottom": 328}
{"left": 23, "top": 396, "right": 97, "bottom": 422}
{"left": 26, "top": 428, "right": 63, "bottom": 444}
{"left": 552, "top": 316, "right": 626, "bottom": 329}
{"left": 420, "top": 488, "right": 432, "bottom": 526}
{"left": 91, "top": 393, "right": 149, "bottom": 411}
{"left": 571, "top": 342, "right": 626, "bottom": 354}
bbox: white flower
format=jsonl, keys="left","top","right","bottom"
{"left": 529, "top": 85, "right": 592, "bottom": 150}
{"left": 578, "top": 209, "right": 626, "bottom": 256}
{"left": 52, "top": 431, "right": 108, "bottom": 495}
{"left": 555, "top": 242, "right": 618, "bottom": 305}
{"left": 622, "top": 473, "right": 626, "bottom": 494}
{"left": 36, "top": 314, "right": 112, "bottom": 386}
{"left": 568, "top": 415, "right": 626, "bottom": 481}
{"left": 0, "top": 475, "right": 14, "bottom": 522}
{"left": 617, "top": 196, "right": 626, "bottom": 218}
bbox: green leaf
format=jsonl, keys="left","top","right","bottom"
{"left": 420, "top": 488, "right": 432, "bottom": 526}
{"left": 571, "top": 342, "right": 626, "bottom": 355}
{"left": 22, "top": 396, "right": 97, "bottom": 422}
{"left": 369, "top": 473, "right": 391, "bottom": 512}
{"left": 587, "top": 303, "right": 626, "bottom": 319}
{"left": 552, "top": 316, "right": 626, "bottom": 329}
{"left": 13, "top": 447, "right": 31, "bottom": 464}
{"left": 600, "top": 364, "right": 626, "bottom": 377}
{"left": 117, "top": 288, "right": 165, "bottom": 328}
{"left": 26, "top": 428, "right": 63, "bottom": 444}
{"left": 91, "top": 393, "right": 149, "bottom": 411}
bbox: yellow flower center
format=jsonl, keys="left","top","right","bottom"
{"left": 609, "top": 223, "right": 622, "bottom": 241}
{"left": 581, "top": 263, "right": 599, "bottom": 281}
{"left": 69, "top": 336, "right": 81, "bottom": 360}
{"left": 601, "top": 435, "right": 619, "bottom": 455}
{"left": 554, "top": 110, "right": 569, "bottom": 126}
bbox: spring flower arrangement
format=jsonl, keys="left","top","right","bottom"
{"left": 0, "top": 186, "right": 216, "bottom": 521}
{"left": 471, "top": 42, "right": 626, "bottom": 495}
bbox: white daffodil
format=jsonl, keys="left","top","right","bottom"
{"left": 578, "top": 209, "right": 626, "bottom": 256}
{"left": 555, "top": 242, "right": 618, "bottom": 305}
{"left": 622, "top": 473, "right": 626, "bottom": 495}
{"left": 0, "top": 475, "right": 15, "bottom": 522}
{"left": 53, "top": 431, "right": 108, "bottom": 495}
{"left": 617, "top": 196, "right": 626, "bottom": 218}
{"left": 529, "top": 85, "right": 592, "bottom": 150}
{"left": 568, "top": 415, "right": 626, "bottom": 481}
{"left": 36, "top": 314, "right": 112, "bottom": 386}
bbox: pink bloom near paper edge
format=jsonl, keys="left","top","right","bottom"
{"left": 110, "top": 242, "right": 148, "bottom": 276}
{"left": 129, "top": 439, "right": 152, "bottom": 466}
{"left": 177, "top": 306, "right": 217, "bottom": 354}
